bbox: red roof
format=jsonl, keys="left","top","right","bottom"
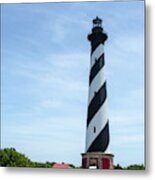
{"left": 52, "top": 163, "right": 72, "bottom": 169}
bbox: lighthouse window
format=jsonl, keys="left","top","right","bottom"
{"left": 93, "top": 126, "right": 96, "bottom": 133}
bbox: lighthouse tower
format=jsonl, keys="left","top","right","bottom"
{"left": 81, "top": 17, "right": 114, "bottom": 169}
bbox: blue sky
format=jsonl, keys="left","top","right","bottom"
{"left": 1, "top": 1, "right": 144, "bottom": 167}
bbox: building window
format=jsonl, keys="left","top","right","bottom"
{"left": 94, "top": 126, "right": 96, "bottom": 133}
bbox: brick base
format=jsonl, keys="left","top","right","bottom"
{"left": 81, "top": 152, "right": 114, "bottom": 169}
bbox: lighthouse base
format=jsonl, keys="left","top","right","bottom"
{"left": 81, "top": 152, "right": 114, "bottom": 169}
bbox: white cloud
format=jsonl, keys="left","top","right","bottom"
{"left": 112, "top": 134, "right": 144, "bottom": 146}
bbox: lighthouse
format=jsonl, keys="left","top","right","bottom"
{"left": 81, "top": 17, "right": 114, "bottom": 169}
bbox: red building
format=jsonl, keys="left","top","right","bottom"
{"left": 52, "top": 163, "right": 72, "bottom": 169}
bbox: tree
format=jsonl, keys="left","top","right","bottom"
{"left": 124, "top": 164, "right": 145, "bottom": 170}
{"left": 0, "top": 148, "right": 32, "bottom": 167}
{"left": 0, "top": 147, "right": 55, "bottom": 168}
{"left": 114, "top": 164, "right": 123, "bottom": 169}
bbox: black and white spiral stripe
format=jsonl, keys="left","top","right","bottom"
{"left": 86, "top": 42, "right": 109, "bottom": 153}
